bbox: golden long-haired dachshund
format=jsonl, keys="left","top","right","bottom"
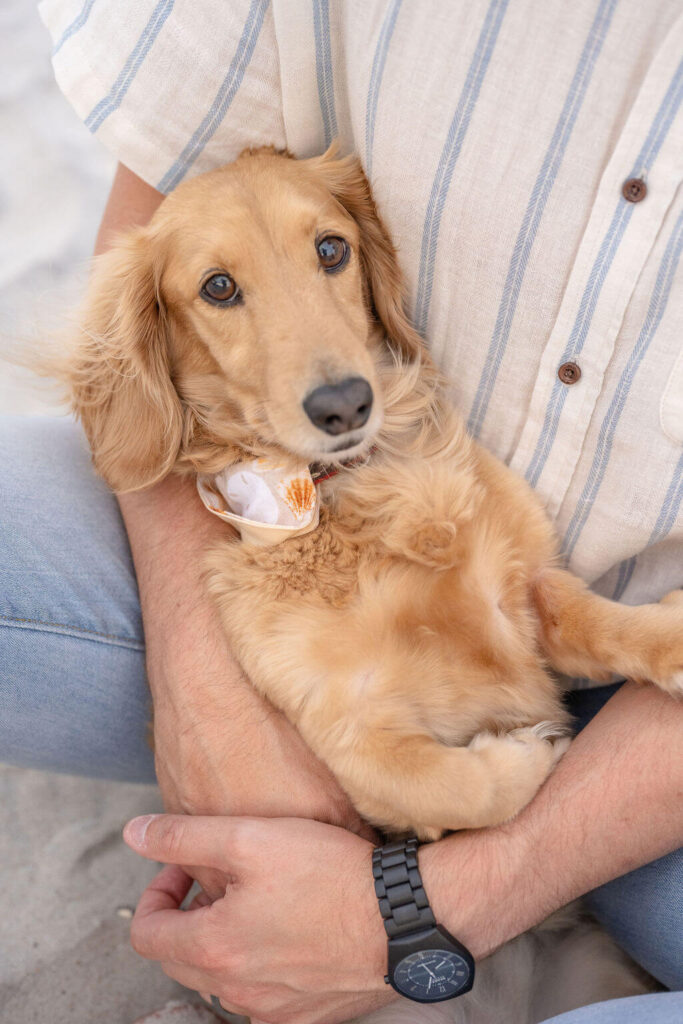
{"left": 67, "top": 147, "right": 682, "bottom": 842}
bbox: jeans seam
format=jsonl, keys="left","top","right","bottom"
{"left": 0, "top": 614, "right": 144, "bottom": 651}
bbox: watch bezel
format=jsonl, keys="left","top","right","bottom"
{"left": 386, "top": 924, "right": 475, "bottom": 1002}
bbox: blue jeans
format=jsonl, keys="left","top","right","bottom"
{"left": 1, "top": 416, "right": 681, "bottom": 1020}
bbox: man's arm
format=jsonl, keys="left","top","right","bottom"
{"left": 94, "top": 163, "right": 163, "bottom": 255}
{"left": 121, "top": 681, "right": 683, "bottom": 1024}
{"left": 421, "top": 678, "right": 683, "bottom": 957}
{"left": 96, "top": 165, "right": 374, "bottom": 874}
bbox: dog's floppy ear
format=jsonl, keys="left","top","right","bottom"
{"left": 70, "top": 228, "right": 183, "bottom": 492}
{"left": 307, "top": 147, "right": 424, "bottom": 361}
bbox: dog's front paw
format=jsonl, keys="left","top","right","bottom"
{"left": 468, "top": 721, "right": 571, "bottom": 824}
{"left": 401, "top": 518, "right": 461, "bottom": 569}
{"left": 369, "top": 460, "right": 483, "bottom": 569}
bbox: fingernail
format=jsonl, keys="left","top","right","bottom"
{"left": 123, "top": 814, "right": 159, "bottom": 848}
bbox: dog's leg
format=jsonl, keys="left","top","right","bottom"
{"left": 347, "top": 455, "right": 484, "bottom": 570}
{"left": 533, "top": 569, "right": 683, "bottom": 695}
{"left": 317, "top": 722, "right": 568, "bottom": 839}
{"left": 530, "top": 915, "right": 652, "bottom": 1021}
{"left": 348, "top": 999, "right": 457, "bottom": 1023}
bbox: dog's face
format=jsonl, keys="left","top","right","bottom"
{"left": 161, "top": 154, "right": 382, "bottom": 461}
{"left": 71, "top": 147, "right": 423, "bottom": 491}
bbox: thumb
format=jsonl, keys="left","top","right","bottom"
{"left": 123, "top": 813, "right": 251, "bottom": 873}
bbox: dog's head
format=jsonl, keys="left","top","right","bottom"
{"left": 71, "top": 147, "right": 425, "bottom": 492}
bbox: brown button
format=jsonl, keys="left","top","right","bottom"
{"left": 622, "top": 178, "right": 647, "bottom": 203}
{"left": 558, "top": 361, "right": 581, "bottom": 385}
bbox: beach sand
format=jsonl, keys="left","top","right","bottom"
{"left": 0, "top": 764, "right": 193, "bottom": 1023}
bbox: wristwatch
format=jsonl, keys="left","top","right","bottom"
{"left": 372, "top": 838, "right": 475, "bottom": 1003}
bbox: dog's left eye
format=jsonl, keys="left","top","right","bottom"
{"left": 317, "top": 236, "right": 349, "bottom": 272}
{"left": 200, "top": 272, "right": 242, "bottom": 306}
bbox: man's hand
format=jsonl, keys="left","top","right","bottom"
{"left": 124, "top": 815, "right": 392, "bottom": 1024}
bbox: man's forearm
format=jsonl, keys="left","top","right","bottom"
{"left": 118, "top": 474, "right": 258, "bottom": 715}
{"left": 422, "top": 680, "right": 683, "bottom": 959}
{"left": 94, "top": 162, "right": 164, "bottom": 256}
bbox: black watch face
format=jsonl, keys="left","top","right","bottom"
{"left": 393, "top": 949, "right": 472, "bottom": 1002}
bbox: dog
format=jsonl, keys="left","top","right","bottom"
{"left": 65, "top": 146, "right": 679, "bottom": 1019}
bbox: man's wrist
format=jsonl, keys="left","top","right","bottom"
{"left": 418, "top": 823, "right": 530, "bottom": 961}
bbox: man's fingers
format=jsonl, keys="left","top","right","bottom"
{"left": 131, "top": 864, "right": 212, "bottom": 962}
{"left": 187, "top": 891, "right": 213, "bottom": 910}
{"left": 123, "top": 813, "right": 258, "bottom": 872}
{"left": 191, "top": 866, "right": 231, "bottom": 902}
{"left": 161, "top": 966, "right": 251, "bottom": 1018}
{"left": 138, "top": 863, "right": 194, "bottom": 909}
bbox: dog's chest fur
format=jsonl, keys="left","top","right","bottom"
{"left": 229, "top": 505, "right": 369, "bottom": 605}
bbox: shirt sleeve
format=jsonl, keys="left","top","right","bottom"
{"left": 38, "top": 0, "right": 285, "bottom": 192}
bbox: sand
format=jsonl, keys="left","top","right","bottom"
{"left": 0, "top": 764, "right": 196, "bottom": 1022}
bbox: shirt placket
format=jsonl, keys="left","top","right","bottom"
{"left": 509, "top": 16, "right": 683, "bottom": 523}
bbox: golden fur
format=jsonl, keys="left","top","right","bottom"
{"left": 66, "top": 146, "right": 683, "bottom": 841}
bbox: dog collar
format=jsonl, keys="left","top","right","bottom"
{"left": 309, "top": 446, "right": 376, "bottom": 485}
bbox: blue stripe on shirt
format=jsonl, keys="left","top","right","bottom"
{"left": 524, "top": 203, "right": 631, "bottom": 487}
{"left": 467, "top": 0, "right": 617, "bottom": 440}
{"left": 611, "top": 555, "right": 637, "bottom": 601}
{"left": 365, "top": 0, "right": 403, "bottom": 177}
{"left": 84, "top": 0, "right": 174, "bottom": 134}
{"left": 611, "top": 452, "right": 683, "bottom": 600}
{"left": 413, "top": 0, "right": 509, "bottom": 338}
{"left": 313, "top": 0, "right": 338, "bottom": 147}
{"left": 524, "top": 58, "right": 683, "bottom": 488}
{"left": 563, "top": 208, "right": 683, "bottom": 558}
{"left": 52, "top": 0, "right": 96, "bottom": 56}
{"left": 650, "top": 451, "right": 683, "bottom": 544}
{"left": 157, "top": 0, "right": 269, "bottom": 192}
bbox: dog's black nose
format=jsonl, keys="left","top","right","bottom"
{"left": 303, "top": 377, "right": 373, "bottom": 435}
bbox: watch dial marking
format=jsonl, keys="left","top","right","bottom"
{"left": 393, "top": 950, "right": 471, "bottom": 1001}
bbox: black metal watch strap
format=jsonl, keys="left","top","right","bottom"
{"left": 372, "top": 837, "right": 436, "bottom": 938}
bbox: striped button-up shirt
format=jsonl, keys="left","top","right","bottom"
{"left": 40, "top": 0, "right": 683, "bottom": 686}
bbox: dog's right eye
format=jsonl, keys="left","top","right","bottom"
{"left": 200, "top": 272, "right": 241, "bottom": 306}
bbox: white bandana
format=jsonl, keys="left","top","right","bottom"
{"left": 197, "top": 457, "right": 320, "bottom": 546}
